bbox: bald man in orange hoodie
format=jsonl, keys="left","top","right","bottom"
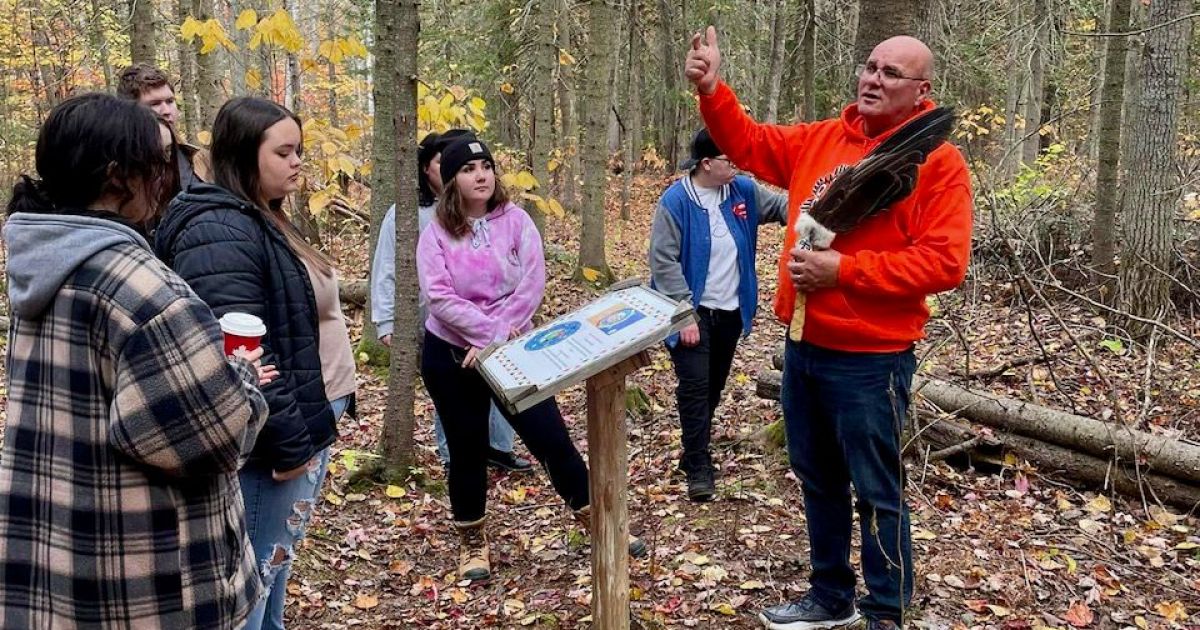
{"left": 685, "top": 28, "right": 973, "bottom": 630}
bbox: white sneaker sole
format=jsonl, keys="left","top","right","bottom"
{"left": 758, "top": 610, "right": 861, "bottom": 630}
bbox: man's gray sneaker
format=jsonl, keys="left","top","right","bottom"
{"left": 758, "top": 593, "right": 861, "bottom": 630}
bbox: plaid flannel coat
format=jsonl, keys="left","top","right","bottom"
{"left": 0, "top": 227, "right": 269, "bottom": 628}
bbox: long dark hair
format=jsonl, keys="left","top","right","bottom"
{"left": 7, "top": 93, "right": 168, "bottom": 227}
{"left": 210, "top": 96, "right": 332, "bottom": 275}
{"left": 436, "top": 165, "right": 510, "bottom": 239}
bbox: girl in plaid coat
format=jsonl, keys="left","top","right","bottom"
{"left": 0, "top": 94, "right": 273, "bottom": 629}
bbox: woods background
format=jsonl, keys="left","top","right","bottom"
{"left": 1, "top": 0, "right": 1200, "bottom": 627}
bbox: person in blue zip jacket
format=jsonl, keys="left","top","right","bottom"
{"left": 649, "top": 128, "right": 788, "bottom": 501}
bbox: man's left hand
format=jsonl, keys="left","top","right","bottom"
{"left": 789, "top": 248, "right": 841, "bottom": 292}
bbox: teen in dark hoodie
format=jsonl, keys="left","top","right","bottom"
{"left": 0, "top": 93, "right": 271, "bottom": 628}
{"left": 154, "top": 97, "right": 355, "bottom": 630}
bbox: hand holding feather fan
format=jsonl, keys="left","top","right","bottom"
{"left": 789, "top": 106, "right": 956, "bottom": 342}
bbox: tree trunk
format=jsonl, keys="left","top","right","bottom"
{"left": 490, "top": 0, "right": 522, "bottom": 148}
{"left": 558, "top": 0, "right": 582, "bottom": 209}
{"left": 1091, "top": 0, "right": 1132, "bottom": 284}
{"left": 914, "top": 377, "right": 1200, "bottom": 484}
{"left": 176, "top": 0, "right": 199, "bottom": 139}
{"left": 130, "top": 0, "right": 157, "bottom": 65}
{"left": 576, "top": 0, "right": 617, "bottom": 284}
{"left": 377, "top": 0, "right": 421, "bottom": 478}
{"left": 627, "top": 0, "right": 643, "bottom": 170}
{"left": 90, "top": 0, "right": 114, "bottom": 90}
{"left": 1021, "top": 0, "right": 1048, "bottom": 167}
{"left": 656, "top": 0, "right": 681, "bottom": 169}
{"left": 361, "top": 0, "right": 402, "bottom": 358}
{"left": 915, "top": 414, "right": 1200, "bottom": 510}
{"left": 192, "top": 0, "right": 222, "bottom": 131}
{"left": 620, "top": 0, "right": 642, "bottom": 220}
{"left": 1117, "top": 0, "right": 1188, "bottom": 338}
{"left": 801, "top": 0, "right": 816, "bottom": 120}
{"left": 852, "top": 0, "right": 921, "bottom": 67}
{"left": 763, "top": 0, "right": 787, "bottom": 123}
{"left": 526, "top": 0, "right": 554, "bottom": 234}
{"left": 230, "top": 0, "right": 249, "bottom": 95}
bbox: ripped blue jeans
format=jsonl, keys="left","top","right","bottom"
{"left": 239, "top": 395, "right": 348, "bottom": 630}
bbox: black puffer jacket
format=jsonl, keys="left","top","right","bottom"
{"left": 155, "top": 183, "right": 336, "bottom": 471}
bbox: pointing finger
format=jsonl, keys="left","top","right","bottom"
{"left": 705, "top": 25, "right": 718, "bottom": 48}
{"left": 691, "top": 32, "right": 703, "bottom": 50}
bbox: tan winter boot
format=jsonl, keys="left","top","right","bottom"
{"left": 572, "top": 506, "right": 648, "bottom": 558}
{"left": 454, "top": 517, "right": 491, "bottom": 581}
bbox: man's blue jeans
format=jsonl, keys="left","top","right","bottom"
{"left": 782, "top": 340, "right": 915, "bottom": 623}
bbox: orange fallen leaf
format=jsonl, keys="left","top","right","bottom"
{"left": 1064, "top": 600, "right": 1094, "bottom": 627}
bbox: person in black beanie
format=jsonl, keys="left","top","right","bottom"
{"left": 370, "top": 130, "right": 533, "bottom": 473}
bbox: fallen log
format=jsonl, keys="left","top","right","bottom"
{"left": 915, "top": 413, "right": 1200, "bottom": 509}
{"left": 339, "top": 279, "right": 368, "bottom": 307}
{"left": 914, "top": 376, "right": 1200, "bottom": 485}
{"left": 756, "top": 369, "right": 1200, "bottom": 509}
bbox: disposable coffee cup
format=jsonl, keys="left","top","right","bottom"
{"left": 219, "top": 312, "right": 266, "bottom": 356}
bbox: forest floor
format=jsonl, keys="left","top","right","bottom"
{"left": 3, "top": 173, "right": 1197, "bottom": 629}
{"left": 286, "top": 173, "right": 1200, "bottom": 629}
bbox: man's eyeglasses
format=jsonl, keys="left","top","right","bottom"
{"left": 707, "top": 156, "right": 732, "bottom": 164}
{"left": 856, "top": 62, "right": 927, "bottom": 84}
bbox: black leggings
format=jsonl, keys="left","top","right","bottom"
{"left": 421, "top": 331, "right": 590, "bottom": 522}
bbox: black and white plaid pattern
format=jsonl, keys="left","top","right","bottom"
{"left": 0, "top": 242, "right": 268, "bottom": 628}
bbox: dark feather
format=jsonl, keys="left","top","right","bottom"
{"left": 807, "top": 106, "right": 955, "bottom": 234}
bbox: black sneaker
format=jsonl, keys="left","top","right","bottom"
{"left": 865, "top": 619, "right": 900, "bottom": 630}
{"left": 758, "top": 593, "right": 860, "bottom": 629}
{"left": 486, "top": 448, "right": 533, "bottom": 472}
{"left": 686, "top": 468, "right": 715, "bottom": 502}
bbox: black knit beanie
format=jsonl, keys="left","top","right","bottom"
{"left": 433, "top": 128, "right": 477, "bottom": 154}
{"left": 439, "top": 137, "right": 494, "bottom": 185}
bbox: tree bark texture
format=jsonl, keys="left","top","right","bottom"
{"left": 527, "top": 0, "right": 555, "bottom": 233}
{"left": 192, "top": 0, "right": 222, "bottom": 131}
{"left": 1021, "top": 0, "right": 1048, "bottom": 167}
{"left": 1117, "top": 0, "right": 1189, "bottom": 337}
{"left": 576, "top": 0, "right": 618, "bottom": 283}
{"left": 852, "top": 0, "right": 922, "bottom": 68}
{"left": 176, "top": 0, "right": 198, "bottom": 139}
{"left": 1090, "top": 0, "right": 1132, "bottom": 281}
{"left": 363, "top": 0, "right": 402, "bottom": 349}
{"left": 378, "top": 0, "right": 421, "bottom": 474}
{"left": 130, "top": 0, "right": 157, "bottom": 65}
{"left": 763, "top": 0, "right": 787, "bottom": 123}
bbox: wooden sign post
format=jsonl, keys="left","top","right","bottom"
{"left": 584, "top": 350, "right": 650, "bottom": 630}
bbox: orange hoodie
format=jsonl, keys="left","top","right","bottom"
{"left": 699, "top": 81, "right": 973, "bottom": 353}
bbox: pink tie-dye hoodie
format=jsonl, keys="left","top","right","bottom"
{"left": 417, "top": 202, "right": 545, "bottom": 349}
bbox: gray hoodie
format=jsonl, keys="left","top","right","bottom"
{"left": 4, "top": 213, "right": 151, "bottom": 319}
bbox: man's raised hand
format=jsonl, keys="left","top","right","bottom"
{"left": 684, "top": 26, "right": 721, "bottom": 95}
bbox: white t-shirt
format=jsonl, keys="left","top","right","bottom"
{"left": 693, "top": 183, "right": 740, "bottom": 310}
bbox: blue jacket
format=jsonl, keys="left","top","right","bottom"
{"left": 649, "top": 174, "right": 787, "bottom": 346}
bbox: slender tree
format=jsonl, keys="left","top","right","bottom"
{"left": 1091, "top": 0, "right": 1132, "bottom": 285}
{"left": 576, "top": 0, "right": 618, "bottom": 283}
{"left": 376, "top": 0, "right": 421, "bottom": 477}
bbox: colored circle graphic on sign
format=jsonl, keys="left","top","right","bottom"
{"left": 524, "top": 321, "right": 582, "bottom": 351}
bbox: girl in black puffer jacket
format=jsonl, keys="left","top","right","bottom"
{"left": 155, "top": 97, "right": 356, "bottom": 630}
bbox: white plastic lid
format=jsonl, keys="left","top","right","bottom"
{"left": 219, "top": 312, "right": 266, "bottom": 337}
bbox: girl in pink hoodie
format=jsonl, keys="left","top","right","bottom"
{"left": 417, "top": 138, "right": 645, "bottom": 581}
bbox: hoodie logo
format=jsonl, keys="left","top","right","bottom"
{"left": 798, "top": 164, "right": 851, "bottom": 216}
{"left": 732, "top": 202, "right": 747, "bottom": 220}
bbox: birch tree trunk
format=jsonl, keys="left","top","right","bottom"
{"left": 576, "top": 0, "right": 617, "bottom": 283}
{"left": 1117, "top": 0, "right": 1189, "bottom": 338}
